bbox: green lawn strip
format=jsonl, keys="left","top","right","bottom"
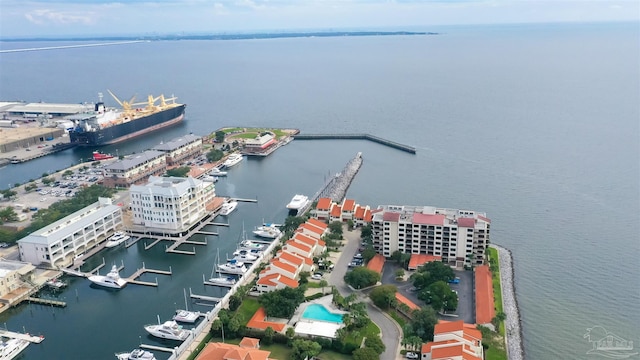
{"left": 485, "top": 346, "right": 508, "bottom": 360}
{"left": 237, "top": 297, "right": 261, "bottom": 326}
{"left": 316, "top": 350, "right": 353, "bottom": 360}
{"left": 487, "top": 247, "right": 505, "bottom": 335}
{"left": 259, "top": 343, "right": 294, "bottom": 359}
{"left": 343, "top": 319, "right": 380, "bottom": 346}
{"left": 387, "top": 309, "right": 406, "bottom": 329}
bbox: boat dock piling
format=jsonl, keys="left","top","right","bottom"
{"left": 124, "top": 236, "right": 141, "bottom": 248}
{"left": 26, "top": 297, "right": 67, "bottom": 308}
{"left": 0, "top": 329, "right": 45, "bottom": 343}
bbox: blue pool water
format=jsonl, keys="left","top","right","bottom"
{"left": 302, "top": 304, "right": 344, "bottom": 323}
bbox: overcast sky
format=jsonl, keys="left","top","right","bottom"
{"left": 1, "top": 0, "right": 638, "bottom": 38}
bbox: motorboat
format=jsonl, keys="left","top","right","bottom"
{"left": 92, "top": 151, "right": 114, "bottom": 161}
{"left": 252, "top": 224, "right": 282, "bottom": 239}
{"left": 207, "top": 275, "right": 236, "bottom": 287}
{"left": 201, "top": 175, "right": 218, "bottom": 183}
{"left": 0, "top": 338, "right": 29, "bottom": 359}
{"left": 217, "top": 259, "right": 247, "bottom": 275}
{"left": 105, "top": 231, "right": 130, "bottom": 248}
{"left": 173, "top": 289, "right": 200, "bottom": 324}
{"left": 45, "top": 278, "right": 67, "bottom": 289}
{"left": 144, "top": 319, "right": 189, "bottom": 341}
{"left": 88, "top": 264, "right": 127, "bottom": 289}
{"left": 210, "top": 167, "right": 227, "bottom": 176}
{"left": 228, "top": 251, "right": 258, "bottom": 263}
{"left": 115, "top": 348, "right": 156, "bottom": 360}
{"left": 286, "top": 194, "right": 310, "bottom": 210}
{"left": 223, "top": 153, "right": 243, "bottom": 168}
{"left": 238, "top": 240, "right": 266, "bottom": 251}
{"left": 219, "top": 200, "right": 238, "bottom": 216}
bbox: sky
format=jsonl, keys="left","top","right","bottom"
{"left": 0, "top": 0, "right": 638, "bottom": 38}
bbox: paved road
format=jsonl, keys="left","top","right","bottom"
{"left": 328, "top": 228, "right": 401, "bottom": 360}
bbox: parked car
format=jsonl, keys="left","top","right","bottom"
{"left": 311, "top": 274, "right": 322, "bottom": 280}
{"left": 406, "top": 352, "right": 419, "bottom": 359}
{"left": 448, "top": 277, "right": 460, "bottom": 284}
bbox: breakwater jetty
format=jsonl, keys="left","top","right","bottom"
{"left": 293, "top": 133, "right": 416, "bottom": 154}
{"left": 492, "top": 244, "right": 524, "bottom": 360}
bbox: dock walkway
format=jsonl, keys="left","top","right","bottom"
{"left": 0, "top": 329, "right": 45, "bottom": 343}
{"left": 293, "top": 133, "right": 416, "bottom": 154}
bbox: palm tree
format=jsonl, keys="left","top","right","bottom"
{"left": 319, "top": 280, "right": 328, "bottom": 294}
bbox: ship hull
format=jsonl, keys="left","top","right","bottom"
{"left": 70, "top": 104, "right": 186, "bottom": 146}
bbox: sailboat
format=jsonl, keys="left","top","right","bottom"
{"left": 172, "top": 288, "right": 200, "bottom": 323}
{"left": 208, "top": 249, "right": 237, "bottom": 287}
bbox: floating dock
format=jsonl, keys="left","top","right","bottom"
{"left": 0, "top": 329, "right": 45, "bottom": 343}
{"left": 292, "top": 133, "right": 416, "bottom": 154}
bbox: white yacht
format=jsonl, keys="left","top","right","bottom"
{"left": 223, "top": 153, "right": 243, "bottom": 168}
{"left": 207, "top": 275, "right": 237, "bottom": 287}
{"left": 238, "top": 240, "right": 266, "bottom": 251}
{"left": 252, "top": 224, "right": 282, "bottom": 239}
{"left": 144, "top": 320, "right": 189, "bottom": 341}
{"left": 115, "top": 348, "right": 156, "bottom": 360}
{"left": 219, "top": 200, "right": 238, "bottom": 216}
{"left": 286, "top": 194, "right": 310, "bottom": 210}
{"left": 0, "top": 338, "right": 29, "bottom": 359}
{"left": 88, "top": 264, "right": 127, "bottom": 289}
{"left": 229, "top": 250, "right": 258, "bottom": 263}
{"left": 173, "top": 289, "right": 200, "bottom": 323}
{"left": 217, "top": 259, "right": 247, "bottom": 275}
{"left": 201, "top": 175, "right": 218, "bottom": 183}
{"left": 210, "top": 167, "right": 227, "bottom": 176}
{"left": 105, "top": 231, "right": 130, "bottom": 248}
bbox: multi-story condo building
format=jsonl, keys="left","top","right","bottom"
{"left": 152, "top": 134, "right": 203, "bottom": 166}
{"left": 18, "top": 198, "right": 123, "bottom": 267}
{"left": 370, "top": 205, "right": 490, "bottom": 267}
{"left": 101, "top": 150, "right": 167, "bottom": 188}
{"left": 129, "top": 176, "right": 215, "bottom": 234}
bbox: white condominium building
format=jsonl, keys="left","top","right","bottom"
{"left": 129, "top": 176, "right": 215, "bottom": 233}
{"left": 17, "top": 197, "right": 123, "bottom": 267}
{"left": 370, "top": 205, "right": 490, "bottom": 268}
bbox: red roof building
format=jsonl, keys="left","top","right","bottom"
{"left": 408, "top": 254, "right": 443, "bottom": 271}
{"left": 246, "top": 307, "right": 286, "bottom": 332}
{"left": 421, "top": 320, "right": 484, "bottom": 360}
{"left": 474, "top": 265, "right": 495, "bottom": 325}
{"left": 366, "top": 254, "right": 385, "bottom": 274}
{"left": 196, "top": 337, "right": 273, "bottom": 360}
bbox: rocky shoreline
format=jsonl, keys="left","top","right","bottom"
{"left": 492, "top": 244, "right": 525, "bottom": 360}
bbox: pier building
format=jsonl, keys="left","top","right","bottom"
{"left": 152, "top": 133, "right": 203, "bottom": 166}
{"left": 17, "top": 197, "right": 123, "bottom": 267}
{"left": 370, "top": 205, "right": 490, "bottom": 268}
{"left": 129, "top": 176, "right": 215, "bottom": 234}
{"left": 101, "top": 150, "right": 167, "bottom": 188}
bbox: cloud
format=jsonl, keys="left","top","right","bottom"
{"left": 24, "top": 9, "right": 97, "bottom": 25}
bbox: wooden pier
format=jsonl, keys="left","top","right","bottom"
{"left": 26, "top": 297, "right": 67, "bottom": 307}
{"left": 124, "top": 264, "right": 172, "bottom": 287}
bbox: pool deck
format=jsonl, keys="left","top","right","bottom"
{"left": 289, "top": 295, "right": 347, "bottom": 339}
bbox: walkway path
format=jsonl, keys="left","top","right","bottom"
{"left": 328, "top": 227, "right": 402, "bottom": 360}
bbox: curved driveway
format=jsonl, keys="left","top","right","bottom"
{"left": 328, "top": 228, "right": 401, "bottom": 360}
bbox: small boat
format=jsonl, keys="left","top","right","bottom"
{"left": 144, "top": 318, "right": 189, "bottom": 341}
{"left": 201, "top": 175, "right": 218, "bottom": 183}
{"left": 207, "top": 275, "right": 236, "bottom": 287}
{"left": 286, "top": 194, "right": 310, "bottom": 211}
{"left": 105, "top": 231, "right": 130, "bottom": 248}
{"left": 217, "top": 259, "right": 247, "bottom": 275}
{"left": 210, "top": 167, "right": 227, "bottom": 176}
{"left": 238, "top": 240, "right": 266, "bottom": 251}
{"left": 92, "top": 151, "right": 114, "bottom": 161}
{"left": 223, "top": 153, "right": 243, "bottom": 168}
{"left": 45, "top": 278, "right": 67, "bottom": 289}
{"left": 88, "top": 264, "right": 127, "bottom": 289}
{"left": 252, "top": 224, "right": 282, "bottom": 239}
{"left": 173, "top": 289, "right": 200, "bottom": 324}
{"left": 0, "top": 337, "right": 29, "bottom": 359}
{"left": 228, "top": 251, "right": 258, "bottom": 263}
{"left": 115, "top": 348, "right": 156, "bottom": 360}
{"left": 219, "top": 200, "right": 238, "bottom": 216}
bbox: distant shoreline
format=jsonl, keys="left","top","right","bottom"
{"left": 0, "top": 31, "right": 436, "bottom": 43}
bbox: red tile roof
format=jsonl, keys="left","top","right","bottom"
{"left": 364, "top": 209, "right": 372, "bottom": 222}
{"left": 457, "top": 217, "right": 475, "bottom": 228}
{"left": 196, "top": 341, "right": 272, "bottom": 360}
{"left": 257, "top": 273, "right": 278, "bottom": 286}
{"left": 316, "top": 198, "right": 332, "bottom": 210}
{"left": 271, "top": 260, "right": 297, "bottom": 275}
{"left": 474, "top": 265, "right": 495, "bottom": 324}
{"left": 293, "top": 233, "right": 318, "bottom": 247}
{"left": 277, "top": 274, "right": 299, "bottom": 288}
{"left": 298, "top": 224, "right": 324, "bottom": 236}
{"left": 366, "top": 254, "right": 385, "bottom": 274}
{"left": 395, "top": 292, "right": 420, "bottom": 311}
{"left": 412, "top": 213, "right": 445, "bottom": 225}
{"left": 382, "top": 212, "right": 400, "bottom": 222}
{"left": 239, "top": 337, "right": 260, "bottom": 349}
{"left": 330, "top": 204, "right": 342, "bottom": 218}
{"left": 408, "top": 254, "right": 442, "bottom": 270}
{"left": 246, "top": 307, "right": 286, "bottom": 332}
{"left": 285, "top": 240, "right": 312, "bottom": 253}
{"left": 277, "top": 251, "right": 304, "bottom": 266}
{"left": 307, "top": 218, "right": 328, "bottom": 230}
{"left": 342, "top": 199, "right": 356, "bottom": 211}
{"left": 354, "top": 206, "right": 365, "bottom": 219}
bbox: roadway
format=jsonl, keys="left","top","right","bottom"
{"left": 328, "top": 228, "right": 402, "bottom": 360}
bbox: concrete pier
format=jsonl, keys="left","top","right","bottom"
{"left": 293, "top": 133, "right": 416, "bottom": 154}
{"left": 0, "top": 329, "right": 45, "bottom": 343}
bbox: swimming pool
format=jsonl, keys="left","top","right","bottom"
{"left": 302, "top": 304, "right": 344, "bottom": 323}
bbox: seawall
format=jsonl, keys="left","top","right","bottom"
{"left": 491, "top": 244, "right": 525, "bottom": 360}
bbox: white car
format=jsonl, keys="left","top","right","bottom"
{"left": 311, "top": 274, "right": 322, "bottom": 280}
{"left": 405, "top": 352, "right": 419, "bottom": 359}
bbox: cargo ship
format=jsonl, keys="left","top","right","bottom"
{"left": 68, "top": 91, "right": 186, "bottom": 146}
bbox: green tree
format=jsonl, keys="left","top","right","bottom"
{"left": 492, "top": 311, "right": 506, "bottom": 329}
{"left": 395, "top": 268, "right": 405, "bottom": 280}
{"left": 0, "top": 207, "right": 18, "bottom": 224}
{"left": 24, "top": 183, "right": 38, "bottom": 192}
{"left": 328, "top": 221, "right": 343, "bottom": 236}
{"left": 165, "top": 166, "right": 191, "bottom": 177}
{"left": 362, "top": 246, "right": 377, "bottom": 263}
{"left": 360, "top": 224, "right": 372, "bottom": 241}
{"left": 285, "top": 326, "right": 295, "bottom": 340}
{"left": 0, "top": 190, "right": 17, "bottom": 200}
{"left": 344, "top": 267, "right": 381, "bottom": 289}
{"left": 369, "top": 285, "right": 398, "bottom": 309}
{"left": 282, "top": 216, "right": 306, "bottom": 236}
{"left": 206, "top": 148, "right": 224, "bottom": 162}
{"left": 259, "top": 287, "right": 306, "bottom": 318}
{"left": 422, "top": 281, "right": 457, "bottom": 312}
{"left": 406, "top": 307, "right": 438, "bottom": 342}
{"left": 347, "top": 219, "right": 354, "bottom": 231}
{"left": 364, "top": 336, "right": 386, "bottom": 354}
{"left": 353, "top": 347, "right": 380, "bottom": 360}
{"left": 263, "top": 326, "right": 274, "bottom": 345}
{"left": 319, "top": 279, "right": 328, "bottom": 294}
{"left": 228, "top": 294, "right": 242, "bottom": 311}
{"left": 215, "top": 130, "right": 226, "bottom": 143}
{"left": 291, "top": 339, "right": 322, "bottom": 360}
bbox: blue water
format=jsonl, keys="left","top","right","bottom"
{"left": 302, "top": 304, "right": 344, "bottom": 323}
{"left": 0, "top": 22, "right": 638, "bottom": 359}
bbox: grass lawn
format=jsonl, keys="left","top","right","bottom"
{"left": 317, "top": 350, "right": 353, "bottom": 360}
{"left": 388, "top": 309, "right": 407, "bottom": 329}
{"left": 259, "top": 343, "right": 294, "bottom": 360}
{"left": 486, "top": 346, "right": 508, "bottom": 360}
{"left": 344, "top": 319, "right": 380, "bottom": 345}
{"left": 487, "top": 247, "right": 505, "bottom": 335}
{"left": 237, "top": 297, "right": 261, "bottom": 326}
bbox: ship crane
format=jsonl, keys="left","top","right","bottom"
{"left": 107, "top": 89, "right": 145, "bottom": 111}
